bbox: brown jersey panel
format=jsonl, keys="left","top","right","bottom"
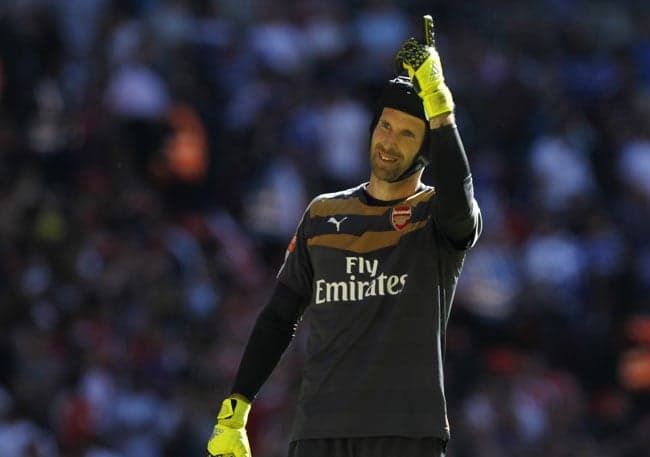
{"left": 310, "top": 197, "right": 390, "bottom": 218}
{"left": 307, "top": 219, "right": 430, "bottom": 253}
{"left": 404, "top": 188, "right": 436, "bottom": 204}
{"left": 309, "top": 189, "right": 436, "bottom": 218}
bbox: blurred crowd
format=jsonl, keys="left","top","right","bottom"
{"left": 1, "top": 0, "right": 649, "bottom": 456}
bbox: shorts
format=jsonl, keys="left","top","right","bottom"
{"left": 288, "top": 436, "right": 447, "bottom": 457}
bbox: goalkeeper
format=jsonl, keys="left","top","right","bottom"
{"left": 207, "top": 16, "right": 481, "bottom": 457}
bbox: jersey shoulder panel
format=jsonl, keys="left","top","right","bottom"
{"left": 308, "top": 184, "right": 436, "bottom": 217}
{"left": 308, "top": 185, "right": 379, "bottom": 218}
{"left": 305, "top": 185, "right": 437, "bottom": 254}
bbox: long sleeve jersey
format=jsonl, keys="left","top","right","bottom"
{"left": 232, "top": 124, "right": 481, "bottom": 441}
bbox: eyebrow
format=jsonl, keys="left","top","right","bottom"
{"left": 381, "top": 119, "right": 416, "bottom": 135}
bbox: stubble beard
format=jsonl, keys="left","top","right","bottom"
{"left": 370, "top": 146, "right": 406, "bottom": 182}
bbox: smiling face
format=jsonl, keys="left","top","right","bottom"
{"left": 369, "top": 107, "right": 426, "bottom": 183}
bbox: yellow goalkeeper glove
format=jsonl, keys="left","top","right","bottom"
{"left": 395, "top": 15, "right": 454, "bottom": 119}
{"left": 206, "top": 395, "right": 252, "bottom": 457}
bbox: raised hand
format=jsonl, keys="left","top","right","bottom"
{"left": 395, "top": 15, "right": 454, "bottom": 119}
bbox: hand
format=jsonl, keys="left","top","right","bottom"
{"left": 395, "top": 15, "right": 454, "bottom": 119}
{"left": 207, "top": 395, "right": 252, "bottom": 457}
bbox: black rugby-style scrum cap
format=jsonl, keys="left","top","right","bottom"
{"left": 377, "top": 75, "right": 427, "bottom": 122}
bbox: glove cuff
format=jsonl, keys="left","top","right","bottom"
{"left": 422, "top": 84, "right": 455, "bottom": 119}
{"left": 217, "top": 395, "right": 251, "bottom": 429}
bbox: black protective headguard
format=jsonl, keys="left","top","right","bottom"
{"left": 369, "top": 75, "right": 430, "bottom": 182}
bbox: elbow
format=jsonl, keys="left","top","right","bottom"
{"left": 441, "top": 199, "right": 482, "bottom": 250}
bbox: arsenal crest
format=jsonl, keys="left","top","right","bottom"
{"left": 391, "top": 205, "right": 411, "bottom": 231}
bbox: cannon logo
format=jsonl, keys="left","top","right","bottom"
{"left": 314, "top": 256, "right": 408, "bottom": 304}
{"left": 391, "top": 205, "right": 411, "bottom": 231}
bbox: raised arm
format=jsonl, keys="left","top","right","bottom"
{"left": 396, "top": 16, "right": 481, "bottom": 248}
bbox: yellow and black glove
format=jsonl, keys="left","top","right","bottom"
{"left": 396, "top": 15, "right": 454, "bottom": 119}
{"left": 207, "top": 395, "right": 252, "bottom": 457}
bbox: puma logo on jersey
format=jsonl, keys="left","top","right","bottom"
{"left": 327, "top": 216, "right": 348, "bottom": 232}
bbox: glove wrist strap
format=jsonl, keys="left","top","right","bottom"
{"left": 217, "top": 395, "right": 251, "bottom": 429}
{"left": 422, "top": 85, "right": 454, "bottom": 119}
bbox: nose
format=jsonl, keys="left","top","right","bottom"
{"left": 377, "top": 129, "right": 396, "bottom": 149}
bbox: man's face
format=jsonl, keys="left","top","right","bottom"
{"left": 370, "top": 107, "right": 426, "bottom": 182}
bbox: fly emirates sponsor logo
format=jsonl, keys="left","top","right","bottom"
{"left": 314, "top": 256, "right": 408, "bottom": 304}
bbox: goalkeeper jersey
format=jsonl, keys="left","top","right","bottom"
{"left": 277, "top": 182, "right": 480, "bottom": 441}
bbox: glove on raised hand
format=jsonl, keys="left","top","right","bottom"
{"left": 207, "top": 395, "right": 252, "bottom": 457}
{"left": 396, "top": 16, "right": 454, "bottom": 119}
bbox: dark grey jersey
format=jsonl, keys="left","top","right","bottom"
{"left": 277, "top": 183, "right": 480, "bottom": 441}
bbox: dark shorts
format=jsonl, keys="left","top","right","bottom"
{"left": 288, "top": 437, "right": 447, "bottom": 457}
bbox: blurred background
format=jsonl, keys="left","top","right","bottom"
{"left": 1, "top": 0, "right": 649, "bottom": 456}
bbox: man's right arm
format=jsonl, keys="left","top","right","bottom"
{"left": 206, "top": 281, "right": 306, "bottom": 457}
{"left": 208, "top": 201, "right": 313, "bottom": 457}
{"left": 231, "top": 281, "right": 306, "bottom": 400}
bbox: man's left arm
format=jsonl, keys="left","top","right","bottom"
{"left": 397, "top": 17, "right": 481, "bottom": 249}
{"left": 428, "top": 114, "right": 482, "bottom": 249}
